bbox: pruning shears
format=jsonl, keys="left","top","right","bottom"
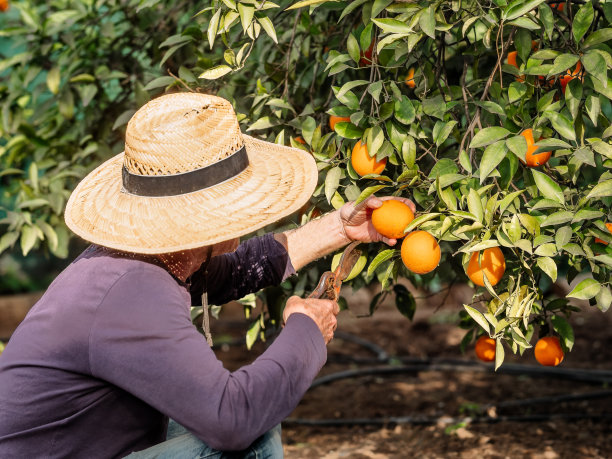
{"left": 308, "top": 241, "right": 362, "bottom": 302}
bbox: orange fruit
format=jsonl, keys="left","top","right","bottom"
{"left": 594, "top": 222, "right": 612, "bottom": 244}
{"left": 535, "top": 336, "right": 564, "bottom": 366}
{"left": 295, "top": 136, "right": 305, "bottom": 145}
{"left": 329, "top": 116, "right": 350, "bottom": 131}
{"left": 359, "top": 40, "right": 374, "bottom": 66}
{"left": 560, "top": 61, "right": 582, "bottom": 94}
{"left": 351, "top": 141, "right": 387, "bottom": 176}
{"left": 0, "top": 0, "right": 8, "bottom": 12}
{"left": 551, "top": 2, "right": 565, "bottom": 12}
{"left": 507, "top": 51, "right": 518, "bottom": 68}
{"left": 475, "top": 336, "right": 496, "bottom": 362}
{"left": 371, "top": 200, "right": 415, "bottom": 239}
{"left": 520, "top": 128, "right": 551, "bottom": 167}
{"left": 405, "top": 68, "right": 416, "bottom": 88}
{"left": 467, "top": 247, "right": 506, "bottom": 287}
{"left": 401, "top": 231, "right": 441, "bottom": 274}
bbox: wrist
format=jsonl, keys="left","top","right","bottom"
{"left": 332, "top": 209, "right": 352, "bottom": 245}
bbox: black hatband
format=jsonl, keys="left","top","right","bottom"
{"left": 122, "top": 146, "right": 249, "bottom": 197}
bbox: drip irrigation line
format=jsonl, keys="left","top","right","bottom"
{"left": 333, "top": 330, "right": 389, "bottom": 361}
{"left": 284, "top": 412, "right": 612, "bottom": 427}
{"left": 311, "top": 363, "right": 612, "bottom": 389}
{"left": 490, "top": 389, "right": 612, "bottom": 410}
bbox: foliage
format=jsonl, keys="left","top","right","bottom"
{"left": 2, "top": 0, "right": 612, "bottom": 365}
{"left": 0, "top": 0, "right": 200, "bottom": 259}
{"left": 160, "top": 0, "right": 612, "bottom": 364}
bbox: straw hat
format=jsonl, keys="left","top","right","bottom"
{"left": 64, "top": 93, "right": 318, "bottom": 254}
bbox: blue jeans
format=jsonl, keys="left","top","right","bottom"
{"left": 125, "top": 421, "right": 283, "bottom": 458}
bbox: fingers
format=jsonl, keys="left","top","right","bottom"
{"left": 378, "top": 195, "right": 417, "bottom": 212}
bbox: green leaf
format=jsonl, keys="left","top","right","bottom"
{"left": 347, "top": 33, "right": 360, "bottom": 63}
{"left": 541, "top": 210, "right": 573, "bottom": 227}
{"left": 555, "top": 226, "right": 573, "bottom": 249}
{"left": 20, "top": 225, "right": 39, "bottom": 256}
{"left": 573, "top": 2, "right": 594, "bottom": 43}
{"left": 257, "top": 16, "right": 278, "bottom": 44}
{"left": 286, "top": 0, "right": 331, "bottom": 9}
{"left": 467, "top": 189, "right": 484, "bottom": 223}
{"left": 372, "top": 18, "right": 413, "bottom": 34}
{"left": 246, "top": 116, "right": 277, "bottom": 131}
{"left": 531, "top": 170, "right": 564, "bottom": 204}
{"left": 567, "top": 278, "right": 601, "bottom": 300}
{"left": 46, "top": 67, "right": 60, "bottom": 95}
{"left": 199, "top": 65, "right": 233, "bottom": 80}
{"left": 583, "top": 51, "right": 607, "bottom": 84}
{"left": 470, "top": 127, "right": 511, "bottom": 149}
{"left": 334, "top": 122, "right": 363, "bottom": 139}
{"left": 246, "top": 318, "right": 261, "bottom": 350}
{"left": 355, "top": 185, "right": 388, "bottom": 204}
{"left": 508, "top": 81, "right": 527, "bottom": 103}
{"left": 536, "top": 256, "right": 557, "bottom": 282}
{"left": 367, "top": 249, "right": 396, "bottom": 276}
{"left": 497, "top": 190, "right": 525, "bottom": 215}
{"left": 337, "top": 80, "right": 369, "bottom": 99}
{"left": 548, "top": 54, "right": 580, "bottom": 76}
{"left": 551, "top": 316, "right": 574, "bottom": 351}
{"left": 583, "top": 28, "right": 612, "bottom": 49}
{"left": 143, "top": 76, "right": 175, "bottom": 91}
{"left": 494, "top": 338, "right": 505, "bottom": 371}
{"left": 394, "top": 285, "right": 416, "bottom": 320}
{"left": 504, "top": 0, "right": 546, "bottom": 21}
{"left": 464, "top": 305, "right": 490, "bottom": 334}
{"left": 506, "top": 135, "right": 527, "bottom": 162}
{"left": 394, "top": 96, "right": 416, "bottom": 125}
{"left": 572, "top": 209, "right": 604, "bottom": 222}
{"left": 547, "top": 111, "right": 576, "bottom": 141}
{"left": 371, "top": 0, "right": 393, "bottom": 18}
{"left": 0, "top": 232, "right": 19, "bottom": 254}
{"left": 433, "top": 120, "right": 457, "bottom": 146}
{"left": 208, "top": 8, "right": 222, "bottom": 49}
{"left": 595, "top": 287, "right": 612, "bottom": 313}
{"left": 586, "top": 180, "right": 612, "bottom": 199}
{"left": 324, "top": 167, "right": 342, "bottom": 204}
{"left": 479, "top": 140, "right": 508, "bottom": 184}
{"left": 419, "top": 5, "right": 436, "bottom": 39}
{"left": 404, "top": 213, "right": 441, "bottom": 233}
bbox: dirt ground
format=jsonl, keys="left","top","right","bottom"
{"left": 212, "top": 281, "right": 612, "bottom": 459}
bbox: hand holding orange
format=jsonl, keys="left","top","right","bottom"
{"left": 371, "top": 200, "right": 414, "bottom": 239}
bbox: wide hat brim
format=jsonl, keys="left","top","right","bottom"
{"left": 65, "top": 135, "right": 318, "bottom": 254}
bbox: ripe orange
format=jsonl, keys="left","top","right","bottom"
{"left": 594, "top": 222, "right": 612, "bottom": 244}
{"left": 359, "top": 40, "right": 374, "bottom": 66}
{"left": 467, "top": 247, "right": 506, "bottom": 287}
{"left": 507, "top": 51, "right": 518, "bottom": 68}
{"left": 559, "top": 61, "right": 582, "bottom": 94}
{"left": 401, "top": 230, "right": 441, "bottom": 274}
{"left": 371, "top": 200, "right": 415, "bottom": 239}
{"left": 329, "top": 116, "right": 350, "bottom": 131}
{"left": 521, "top": 128, "right": 552, "bottom": 167}
{"left": 475, "top": 336, "right": 496, "bottom": 362}
{"left": 295, "top": 136, "right": 305, "bottom": 145}
{"left": 534, "top": 336, "right": 564, "bottom": 366}
{"left": 351, "top": 141, "right": 387, "bottom": 176}
{"left": 0, "top": 0, "right": 8, "bottom": 11}
{"left": 551, "top": 2, "right": 565, "bottom": 12}
{"left": 405, "top": 68, "right": 416, "bottom": 88}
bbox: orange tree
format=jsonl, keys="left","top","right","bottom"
{"left": 2, "top": 0, "right": 612, "bottom": 366}
{"left": 151, "top": 0, "right": 612, "bottom": 366}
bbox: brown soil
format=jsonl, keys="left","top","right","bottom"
{"left": 212, "top": 281, "right": 612, "bottom": 459}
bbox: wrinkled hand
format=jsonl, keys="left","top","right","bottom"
{"left": 339, "top": 196, "right": 416, "bottom": 246}
{"left": 283, "top": 296, "right": 339, "bottom": 344}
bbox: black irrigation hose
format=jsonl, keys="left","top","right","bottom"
{"left": 311, "top": 363, "right": 612, "bottom": 389}
{"left": 333, "top": 330, "right": 389, "bottom": 361}
{"left": 284, "top": 412, "right": 612, "bottom": 427}
{"left": 490, "top": 389, "right": 612, "bottom": 410}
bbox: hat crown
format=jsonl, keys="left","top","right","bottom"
{"left": 124, "top": 93, "right": 244, "bottom": 176}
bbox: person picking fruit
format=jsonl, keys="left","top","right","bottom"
{"left": 0, "top": 93, "right": 415, "bottom": 458}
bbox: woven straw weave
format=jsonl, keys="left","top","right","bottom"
{"left": 65, "top": 93, "right": 317, "bottom": 254}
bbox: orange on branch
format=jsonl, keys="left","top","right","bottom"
{"left": 560, "top": 61, "right": 583, "bottom": 94}
{"left": 467, "top": 247, "right": 506, "bottom": 287}
{"left": 521, "top": 128, "right": 552, "bottom": 167}
{"left": 371, "top": 200, "right": 414, "bottom": 239}
{"left": 294, "top": 136, "right": 305, "bottom": 145}
{"left": 551, "top": 2, "right": 565, "bottom": 11}
{"left": 405, "top": 68, "right": 416, "bottom": 88}
{"left": 475, "top": 336, "right": 496, "bottom": 362}
{"left": 351, "top": 141, "right": 387, "bottom": 176}
{"left": 535, "top": 336, "right": 564, "bottom": 366}
{"left": 0, "top": 0, "right": 8, "bottom": 12}
{"left": 401, "top": 231, "right": 441, "bottom": 275}
{"left": 359, "top": 40, "right": 374, "bottom": 66}
{"left": 329, "top": 116, "right": 350, "bottom": 131}
{"left": 594, "top": 222, "right": 612, "bottom": 244}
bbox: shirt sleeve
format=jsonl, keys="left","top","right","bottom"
{"left": 190, "top": 233, "right": 296, "bottom": 306}
{"left": 89, "top": 268, "right": 325, "bottom": 451}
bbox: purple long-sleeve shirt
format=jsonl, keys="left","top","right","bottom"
{"left": 0, "top": 234, "right": 326, "bottom": 458}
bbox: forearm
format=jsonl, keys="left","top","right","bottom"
{"left": 274, "top": 210, "right": 351, "bottom": 271}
